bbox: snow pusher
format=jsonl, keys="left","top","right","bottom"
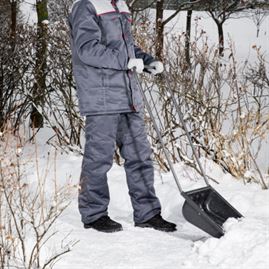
{"left": 135, "top": 69, "right": 243, "bottom": 238}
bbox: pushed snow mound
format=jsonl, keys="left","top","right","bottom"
{"left": 183, "top": 217, "right": 269, "bottom": 269}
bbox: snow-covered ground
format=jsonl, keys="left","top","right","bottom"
{"left": 19, "top": 132, "right": 269, "bottom": 269}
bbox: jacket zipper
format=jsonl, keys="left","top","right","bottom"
{"left": 114, "top": 3, "right": 136, "bottom": 111}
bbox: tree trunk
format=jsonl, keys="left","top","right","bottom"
{"left": 184, "top": 10, "right": 192, "bottom": 68}
{"left": 155, "top": 0, "right": 164, "bottom": 61}
{"left": 10, "top": 0, "right": 17, "bottom": 38}
{"left": 217, "top": 22, "right": 224, "bottom": 56}
{"left": 0, "top": 65, "right": 3, "bottom": 132}
{"left": 30, "top": 0, "right": 49, "bottom": 128}
{"left": 256, "top": 22, "right": 260, "bottom": 38}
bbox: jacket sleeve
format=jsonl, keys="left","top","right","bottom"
{"left": 69, "top": 1, "right": 126, "bottom": 70}
{"left": 134, "top": 45, "right": 156, "bottom": 65}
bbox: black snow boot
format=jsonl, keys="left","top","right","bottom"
{"left": 84, "top": 216, "right": 123, "bottom": 233}
{"left": 135, "top": 213, "right": 177, "bottom": 232}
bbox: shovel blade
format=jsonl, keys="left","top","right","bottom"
{"left": 182, "top": 186, "right": 243, "bottom": 238}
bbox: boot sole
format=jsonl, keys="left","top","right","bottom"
{"left": 84, "top": 224, "right": 123, "bottom": 233}
{"left": 135, "top": 223, "right": 177, "bottom": 232}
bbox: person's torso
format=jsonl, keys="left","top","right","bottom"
{"left": 68, "top": 0, "right": 142, "bottom": 116}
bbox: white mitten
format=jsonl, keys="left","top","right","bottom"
{"left": 127, "top": 58, "right": 144, "bottom": 74}
{"left": 147, "top": 61, "right": 164, "bottom": 75}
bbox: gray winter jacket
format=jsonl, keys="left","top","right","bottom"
{"left": 68, "top": 0, "right": 155, "bottom": 116}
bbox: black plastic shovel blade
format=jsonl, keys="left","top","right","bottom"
{"left": 182, "top": 186, "right": 243, "bottom": 238}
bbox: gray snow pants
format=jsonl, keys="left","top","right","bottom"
{"left": 79, "top": 112, "right": 161, "bottom": 224}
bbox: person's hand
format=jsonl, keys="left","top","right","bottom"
{"left": 127, "top": 58, "right": 144, "bottom": 74}
{"left": 146, "top": 61, "right": 164, "bottom": 75}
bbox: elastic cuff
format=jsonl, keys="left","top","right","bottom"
{"left": 82, "top": 211, "right": 108, "bottom": 224}
{"left": 134, "top": 208, "right": 161, "bottom": 224}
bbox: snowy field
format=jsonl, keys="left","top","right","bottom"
{"left": 21, "top": 132, "right": 269, "bottom": 269}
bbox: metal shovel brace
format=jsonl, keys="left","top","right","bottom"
{"left": 135, "top": 70, "right": 243, "bottom": 238}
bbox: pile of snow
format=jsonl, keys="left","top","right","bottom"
{"left": 184, "top": 217, "right": 269, "bottom": 269}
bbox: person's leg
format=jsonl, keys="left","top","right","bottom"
{"left": 79, "top": 114, "right": 119, "bottom": 224}
{"left": 116, "top": 112, "right": 161, "bottom": 224}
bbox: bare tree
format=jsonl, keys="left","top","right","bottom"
{"left": 207, "top": 0, "right": 252, "bottom": 55}
{"left": 250, "top": 8, "right": 269, "bottom": 37}
{"left": 30, "top": 0, "right": 49, "bottom": 128}
{"left": 185, "top": 9, "right": 193, "bottom": 67}
{"left": 126, "top": 0, "right": 157, "bottom": 14}
{"left": 155, "top": 0, "right": 204, "bottom": 61}
{"left": 0, "top": 0, "right": 11, "bottom": 131}
{"left": 10, "top": 0, "right": 18, "bottom": 38}
{"left": 155, "top": 0, "right": 165, "bottom": 60}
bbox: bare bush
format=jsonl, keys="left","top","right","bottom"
{"left": 42, "top": 20, "right": 84, "bottom": 151}
{"left": 0, "top": 23, "right": 35, "bottom": 132}
{"left": 1, "top": 4, "right": 268, "bottom": 189}
{"left": 0, "top": 130, "right": 78, "bottom": 268}
{"left": 0, "top": 17, "right": 83, "bottom": 152}
{"left": 134, "top": 14, "right": 269, "bottom": 188}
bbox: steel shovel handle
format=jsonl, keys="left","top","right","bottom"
{"left": 144, "top": 66, "right": 210, "bottom": 186}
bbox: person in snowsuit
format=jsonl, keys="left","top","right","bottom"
{"left": 68, "top": 0, "right": 176, "bottom": 233}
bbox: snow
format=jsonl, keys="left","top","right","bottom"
{"left": 42, "top": 19, "right": 50, "bottom": 25}
{"left": 187, "top": 218, "right": 269, "bottom": 269}
{"left": 20, "top": 0, "right": 37, "bottom": 25}
{"left": 19, "top": 135, "right": 269, "bottom": 269}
